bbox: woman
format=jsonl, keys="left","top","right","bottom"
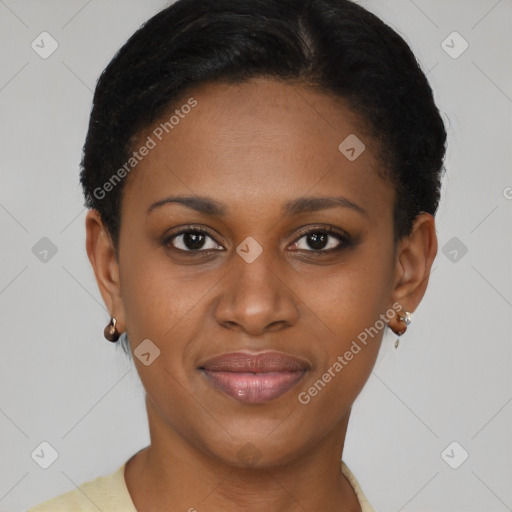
{"left": 27, "top": 0, "right": 446, "bottom": 510}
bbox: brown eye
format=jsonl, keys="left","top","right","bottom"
{"left": 165, "top": 228, "right": 223, "bottom": 252}
{"left": 290, "top": 227, "right": 352, "bottom": 253}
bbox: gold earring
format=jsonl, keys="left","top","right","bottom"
{"left": 394, "top": 311, "right": 412, "bottom": 349}
{"left": 104, "top": 317, "right": 121, "bottom": 342}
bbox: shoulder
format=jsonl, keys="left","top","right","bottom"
{"left": 341, "top": 461, "right": 376, "bottom": 512}
{"left": 25, "top": 463, "right": 136, "bottom": 512}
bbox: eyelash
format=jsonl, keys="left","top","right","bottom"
{"left": 163, "top": 224, "right": 354, "bottom": 255}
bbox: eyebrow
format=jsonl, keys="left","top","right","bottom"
{"left": 147, "top": 196, "right": 227, "bottom": 216}
{"left": 147, "top": 195, "right": 368, "bottom": 217}
{"left": 283, "top": 196, "right": 368, "bottom": 217}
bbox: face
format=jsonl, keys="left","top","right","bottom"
{"left": 89, "top": 77, "right": 429, "bottom": 468}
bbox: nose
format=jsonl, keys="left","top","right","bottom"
{"left": 213, "top": 248, "right": 300, "bottom": 336}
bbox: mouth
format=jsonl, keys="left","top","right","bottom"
{"left": 198, "top": 351, "right": 309, "bottom": 404}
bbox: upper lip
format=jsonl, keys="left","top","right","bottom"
{"left": 199, "top": 351, "right": 310, "bottom": 373}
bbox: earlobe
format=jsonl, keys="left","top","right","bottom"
{"left": 391, "top": 212, "right": 438, "bottom": 312}
{"left": 85, "top": 209, "right": 126, "bottom": 331}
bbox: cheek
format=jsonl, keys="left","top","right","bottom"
{"left": 118, "top": 256, "right": 208, "bottom": 412}
{"left": 294, "top": 245, "right": 394, "bottom": 405}
{"left": 295, "top": 275, "right": 387, "bottom": 421}
{"left": 120, "top": 245, "right": 215, "bottom": 337}
{"left": 118, "top": 248, "right": 232, "bottom": 399}
{"left": 299, "top": 248, "right": 393, "bottom": 340}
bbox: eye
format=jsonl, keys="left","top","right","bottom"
{"left": 165, "top": 227, "right": 224, "bottom": 252}
{"left": 289, "top": 226, "right": 351, "bottom": 253}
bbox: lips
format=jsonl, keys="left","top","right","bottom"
{"left": 199, "top": 351, "right": 309, "bottom": 404}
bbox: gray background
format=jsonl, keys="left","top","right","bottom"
{"left": 0, "top": 1, "right": 511, "bottom": 511}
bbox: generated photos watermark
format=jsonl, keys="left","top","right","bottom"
{"left": 298, "top": 302, "right": 402, "bottom": 405}
{"left": 93, "top": 97, "right": 198, "bottom": 200}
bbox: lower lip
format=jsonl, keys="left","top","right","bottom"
{"left": 201, "top": 370, "right": 306, "bottom": 404}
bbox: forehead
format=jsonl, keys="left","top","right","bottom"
{"left": 122, "top": 77, "right": 394, "bottom": 225}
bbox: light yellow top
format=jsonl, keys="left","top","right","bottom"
{"left": 26, "top": 459, "right": 375, "bottom": 511}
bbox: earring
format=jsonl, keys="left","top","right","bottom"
{"left": 394, "top": 310, "right": 412, "bottom": 349}
{"left": 104, "top": 317, "right": 121, "bottom": 342}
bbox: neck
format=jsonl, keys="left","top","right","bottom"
{"left": 124, "top": 396, "right": 361, "bottom": 512}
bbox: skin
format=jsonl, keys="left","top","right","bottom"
{"left": 86, "top": 77, "right": 437, "bottom": 511}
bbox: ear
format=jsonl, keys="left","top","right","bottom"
{"left": 387, "top": 212, "right": 438, "bottom": 331}
{"left": 85, "top": 209, "right": 126, "bottom": 332}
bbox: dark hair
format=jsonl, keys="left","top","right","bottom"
{"left": 80, "top": 0, "right": 446, "bottom": 253}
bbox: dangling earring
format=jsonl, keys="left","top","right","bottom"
{"left": 394, "top": 311, "right": 412, "bottom": 349}
{"left": 104, "top": 317, "right": 121, "bottom": 342}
